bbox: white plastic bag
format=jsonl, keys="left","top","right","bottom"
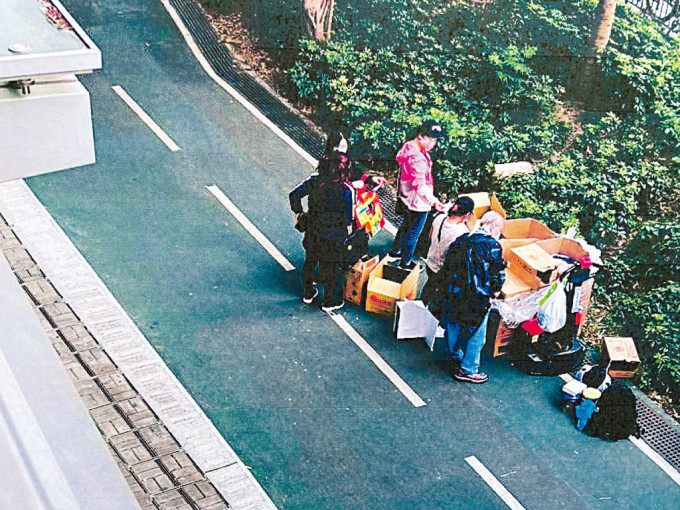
{"left": 537, "top": 280, "right": 567, "bottom": 333}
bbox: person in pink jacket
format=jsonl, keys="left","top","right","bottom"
{"left": 389, "top": 120, "right": 446, "bottom": 268}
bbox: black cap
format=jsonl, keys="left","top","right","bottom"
{"left": 419, "top": 119, "right": 443, "bottom": 139}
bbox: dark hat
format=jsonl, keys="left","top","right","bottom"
{"left": 418, "top": 119, "right": 443, "bottom": 139}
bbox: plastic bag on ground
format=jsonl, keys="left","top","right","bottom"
{"left": 537, "top": 280, "right": 567, "bottom": 333}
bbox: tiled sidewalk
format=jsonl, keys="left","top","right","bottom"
{"left": 0, "top": 178, "right": 276, "bottom": 509}
{"left": 1, "top": 213, "right": 228, "bottom": 510}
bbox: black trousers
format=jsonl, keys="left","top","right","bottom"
{"left": 301, "top": 233, "right": 344, "bottom": 305}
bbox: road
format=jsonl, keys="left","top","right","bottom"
{"left": 22, "top": 0, "right": 680, "bottom": 507}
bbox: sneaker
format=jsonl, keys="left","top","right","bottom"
{"left": 302, "top": 288, "right": 318, "bottom": 304}
{"left": 321, "top": 300, "right": 345, "bottom": 313}
{"left": 453, "top": 370, "right": 489, "bottom": 384}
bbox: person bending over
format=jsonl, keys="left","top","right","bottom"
{"left": 420, "top": 195, "right": 475, "bottom": 315}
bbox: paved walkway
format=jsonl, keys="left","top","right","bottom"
{"left": 0, "top": 179, "right": 270, "bottom": 509}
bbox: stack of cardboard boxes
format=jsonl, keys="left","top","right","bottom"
{"left": 344, "top": 254, "right": 421, "bottom": 317}
{"left": 343, "top": 191, "right": 597, "bottom": 359}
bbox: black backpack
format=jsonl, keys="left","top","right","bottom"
{"left": 585, "top": 382, "right": 640, "bottom": 441}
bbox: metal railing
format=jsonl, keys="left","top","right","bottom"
{"left": 626, "top": 0, "right": 680, "bottom": 34}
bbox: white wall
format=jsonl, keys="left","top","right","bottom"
{"left": 0, "top": 77, "right": 95, "bottom": 182}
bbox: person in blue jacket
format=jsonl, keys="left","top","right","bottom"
{"left": 289, "top": 153, "right": 354, "bottom": 312}
{"left": 439, "top": 211, "right": 506, "bottom": 383}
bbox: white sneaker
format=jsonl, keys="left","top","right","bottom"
{"left": 302, "top": 288, "right": 318, "bottom": 304}
{"left": 321, "top": 300, "right": 345, "bottom": 313}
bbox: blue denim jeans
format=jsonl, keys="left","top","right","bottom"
{"left": 441, "top": 311, "right": 490, "bottom": 375}
{"left": 391, "top": 209, "right": 429, "bottom": 265}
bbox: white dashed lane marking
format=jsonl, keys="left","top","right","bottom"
{"left": 206, "top": 185, "right": 295, "bottom": 272}
{"left": 112, "top": 85, "right": 181, "bottom": 152}
{"left": 465, "top": 455, "right": 525, "bottom": 510}
{"left": 328, "top": 313, "right": 426, "bottom": 408}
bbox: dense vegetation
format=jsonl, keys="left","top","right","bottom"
{"left": 208, "top": 0, "right": 680, "bottom": 410}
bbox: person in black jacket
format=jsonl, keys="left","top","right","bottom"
{"left": 318, "top": 130, "right": 386, "bottom": 188}
{"left": 289, "top": 153, "right": 354, "bottom": 312}
{"left": 439, "top": 211, "right": 506, "bottom": 383}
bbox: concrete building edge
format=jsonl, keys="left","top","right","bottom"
{"left": 0, "top": 335, "right": 82, "bottom": 510}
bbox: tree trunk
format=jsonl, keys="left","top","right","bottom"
{"left": 588, "top": 0, "right": 618, "bottom": 54}
{"left": 303, "top": 0, "right": 335, "bottom": 41}
{"left": 577, "top": 0, "right": 618, "bottom": 105}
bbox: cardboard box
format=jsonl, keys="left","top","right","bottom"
{"left": 344, "top": 254, "right": 380, "bottom": 306}
{"left": 502, "top": 218, "right": 555, "bottom": 240}
{"left": 486, "top": 310, "right": 516, "bottom": 357}
{"left": 507, "top": 244, "right": 557, "bottom": 289}
{"left": 365, "top": 257, "right": 420, "bottom": 316}
{"left": 460, "top": 192, "right": 506, "bottom": 229}
{"left": 535, "top": 237, "right": 588, "bottom": 263}
{"left": 494, "top": 161, "right": 534, "bottom": 178}
{"left": 603, "top": 337, "right": 640, "bottom": 378}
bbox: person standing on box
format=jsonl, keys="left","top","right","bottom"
{"left": 439, "top": 211, "right": 506, "bottom": 384}
{"left": 289, "top": 153, "right": 354, "bottom": 312}
{"left": 420, "top": 195, "right": 475, "bottom": 315}
{"left": 390, "top": 120, "right": 447, "bottom": 269}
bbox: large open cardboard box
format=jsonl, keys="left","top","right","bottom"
{"left": 502, "top": 218, "right": 555, "bottom": 240}
{"left": 365, "top": 257, "right": 420, "bottom": 316}
{"left": 535, "top": 237, "right": 588, "bottom": 262}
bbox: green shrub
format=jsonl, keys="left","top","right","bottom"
{"left": 607, "top": 283, "right": 680, "bottom": 405}
{"left": 623, "top": 220, "right": 680, "bottom": 289}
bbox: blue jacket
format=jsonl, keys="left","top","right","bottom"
{"left": 440, "top": 229, "right": 506, "bottom": 325}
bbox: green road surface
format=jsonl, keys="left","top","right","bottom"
{"left": 26, "top": 0, "right": 680, "bottom": 508}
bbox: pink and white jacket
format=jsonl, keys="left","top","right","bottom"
{"left": 396, "top": 139, "right": 437, "bottom": 212}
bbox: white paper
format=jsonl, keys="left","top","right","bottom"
{"left": 394, "top": 300, "right": 439, "bottom": 351}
